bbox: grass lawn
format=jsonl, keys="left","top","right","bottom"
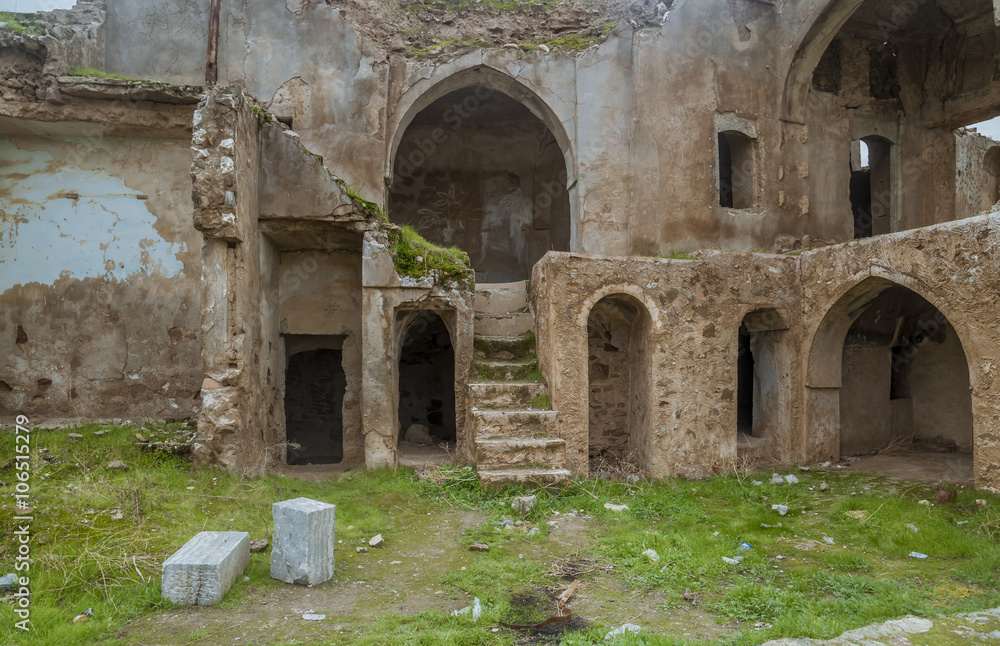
{"left": 1, "top": 423, "right": 999, "bottom": 645}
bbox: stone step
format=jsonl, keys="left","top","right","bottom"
{"left": 475, "top": 436, "right": 566, "bottom": 469}
{"left": 474, "top": 281, "right": 529, "bottom": 315}
{"left": 468, "top": 381, "right": 548, "bottom": 408}
{"left": 474, "top": 311, "right": 534, "bottom": 337}
{"left": 473, "top": 334, "right": 536, "bottom": 361}
{"left": 471, "top": 408, "right": 558, "bottom": 439}
{"left": 475, "top": 358, "right": 539, "bottom": 381}
{"left": 478, "top": 467, "right": 573, "bottom": 488}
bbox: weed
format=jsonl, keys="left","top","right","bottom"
{"left": 528, "top": 393, "right": 551, "bottom": 409}
{"left": 0, "top": 12, "right": 44, "bottom": 35}
{"left": 665, "top": 249, "right": 698, "bottom": 260}
{"left": 390, "top": 225, "right": 472, "bottom": 283}
{"left": 62, "top": 66, "right": 134, "bottom": 80}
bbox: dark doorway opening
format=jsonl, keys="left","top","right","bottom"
{"left": 850, "top": 167, "right": 872, "bottom": 238}
{"left": 285, "top": 347, "right": 346, "bottom": 465}
{"left": 398, "top": 311, "right": 456, "bottom": 449}
{"left": 737, "top": 322, "right": 754, "bottom": 434}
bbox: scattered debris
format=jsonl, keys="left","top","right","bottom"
{"left": 249, "top": 539, "right": 269, "bottom": 553}
{"left": 821, "top": 461, "right": 831, "bottom": 467}
{"left": 355, "top": 547, "right": 368, "bottom": 553}
{"left": 107, "top": 460, "right": 129, "bottom": 470}
{"left": 799, "top": 466, "right": 810, "bottom": 472}
{"left": 722, "top": 555, "right": 743, "bottom": 565}
{"left": 682, "top": 588, "right": 696, "bottom": 602}
{"left": 605, "top": 623, "right": 641, "bottom": 639}
{"left": 770, "top": 473, "right": 784, "bottom": 485}
{"left": 511, "top": 495, "right": 537, "bottom": 514}
{"left": 72, "top": 608, "right": 92, "bottom": 623}
{"left": 135, "top": 433, "right": 147, "bottom": 442}
{"left": 0, "top": 573, "right": 17, "bottom": 591}
{"left": 469, "top": 543, "right": 490, "bottom": 552}
{"left": 771, "top": 504, "right": 790, "bottom": 516}
{"left": 641, "top": 548, "right": 659, "bottom": 562}
{"left": 452, "top": 597, "right": 482, "bottom": 622}
{"left": 819, "top": 482, "right": 830, "bottom": 492}
{"left": 604, "top": 502, "right": 629, "bottom": 512}
{"left": 823, "top": 535, "right": 835, "bottom": 545}
{"left": 784, "top": 475, "right": 799, "bottom": 485}
{"left": 976, "top": 499, "right": 987, "bottom": 506}
{"left": 368, "top": 534, "right": 385, "bottom": 548}
{"left": 909, "top": 551, "right": 928, "bottom": 559}
{"left": 501, "top": 580, "right": 578, "bottom": 630}
{"left": 302, "top": 612, "right": 326, "bottom": 621}
{"left": 751, "top": 480, "right": 763, "bottom": 486}
{"left": 933, "top": 487, "right": 957, "bottom": 504}
{"left": 109, "top": 509, "right": 124, "bottom": 521}
{"left": 738, "top": 541, "right": 753, "bottom": 551}
{"left": 67, "top": 433, "right": 83, "bottom": 440}
{"left": 906, "top": 524, "right": 919, "bottom": 533}
{"left": 761, "top": 523, "right": 783, "bottom": 528}
{"left": 845, "top": 510, "right": 870, "bottom": 520}
{"left": 918, "top": 500, "right": 932, "bottom": 506}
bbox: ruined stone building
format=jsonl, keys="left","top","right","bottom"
{"left": 2, "top": 0, "right": 999, "bottom": 490}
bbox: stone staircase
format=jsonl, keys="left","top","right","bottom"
{"left": 469, "top": 282, "right": 571, "bottom": 487}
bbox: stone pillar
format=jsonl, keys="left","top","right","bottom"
{"left": 270, "top": 497, "right": 336, "bottom": 585}
{"left": 162, "top": 531, "right": 250, "bottom": 605}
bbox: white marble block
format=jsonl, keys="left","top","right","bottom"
{"left": 270, "top": 497, "right": 336, "bottom": 585}
{"left": 162, "top": 531, "right": 250, "bottom": 605}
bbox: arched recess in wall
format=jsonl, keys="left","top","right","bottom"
{"left": 781, "top": 0, "right": 866, "bottom": 121}
{"left": 387, "top": 66, "right": 576, "bottom": 283}
{"left": 586, "top": 294, "right": 652, "bottom": 474}
{"left": 806, "top": 277, "right": 974, "bottom": 474}
{"left": 394, "top": 310, "right": 457, "bottom": 458}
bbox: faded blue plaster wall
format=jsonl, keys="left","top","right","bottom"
{"left": 0, "top": 136, "right": 186, "bottom": 290}
{"left": 0, "top": 134, "right": 202, "bottom": 423}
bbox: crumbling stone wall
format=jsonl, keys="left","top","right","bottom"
{"left": 533, "top": 213, "right": 1000, "bottom": 491}
{"left": 190, "top": 88, "right": 282, "bottom": 473}
{"left": 0, "top": 122, "right": 201, "bottom": 424}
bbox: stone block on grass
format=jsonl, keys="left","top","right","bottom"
{"left": 271, "top": 497, "right": 336, "bottom": 585}
{"left": 162, "top": 531, "right": 250, "bottom": 605}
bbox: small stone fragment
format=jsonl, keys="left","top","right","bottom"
{"left": 784, "top": 474, "right": 799, "bottom": 485}
{"left": 819, "top": 482, "right": 830, "bottom": 492}
{"left": 469, "top": 543, "right": 490, "bottom": 552}
{"left": 605, "top": 623, "right": 641, "bottom": 640}
{"left": 909, "top": 551, "right": 928, "bottom": 559}
{"left": 355, "top": 546, "right": 367, "bottom": 553}
{"left": 249, "top": 538, "right": 269, "bottom": 553}
{"left": 302, "top": 613, "right": 326, "bottom": 621}
{"left": 107, "top": 460, "right": 129, "bottom": 471}
{"left": 369, "top": 534, "right": 385, "bottom": 548}
{"left": 109, "top": 509, "right": 124, "bottom": 520}
{"left": 67, "top": 433, "right": 83, "bottom": 440}
{"left": 511, "top": 495, "right": 537, "bottom": 514}
{"left": 0, "top": 573, "right": 17, "bottom": 591}
{"left": 642, "top": 548, "right": 659, "bottom": 562}
{"left": 769, "top": 473, "right": 784, "bottom": 485}
{"left": 604, "top": 502, "right": 629, "bottom": 512}
{"left": 771, "top": 504, "right": 790, "bottom": 516}
{"left": 404, "top": 424, "right": 433, "bottom": 445}
{"left": 906, "top": 524, "right": 919, "bottom": 533}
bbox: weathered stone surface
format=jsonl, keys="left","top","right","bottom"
{"left": 270, "top": 497, "right": 336, "bottom": 586}
{"left": 162, "top": 531, "right": 250, "bottom": 606}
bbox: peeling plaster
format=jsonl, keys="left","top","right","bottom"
{"left": 0, "top": 137, "right": 186, "bottom": 290}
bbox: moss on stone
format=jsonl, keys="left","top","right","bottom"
{"left": 0, "top": 12, "right": 44, "bottom": 35}
{"left": 390, "top": 225, "right": 471, "bottom": 282}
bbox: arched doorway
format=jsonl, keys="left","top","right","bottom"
{"left": 396, "top": 311, "right": 456, "bottom": 456}
{"left": 586, "top": 295, "right": 652, "bottom": 473}
{"left": 388, "top": 84, "right": 571, "bottom": 283}
{"left": 807, "top": 278, "right": 973, "bottom": 481}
